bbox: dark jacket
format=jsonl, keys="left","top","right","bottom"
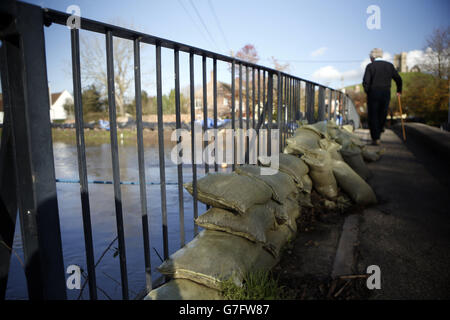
{"left": 363, "top": 60, "right": 402, "bottom": 94}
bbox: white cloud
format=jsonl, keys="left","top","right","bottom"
{"left": 312, "top": 51, "right": 395, "bottom": 86}
{"left": 310, "top": 47, "right": 328, "bottom": 57}
{"left": 406, "top": 49, "right": 426, "bottom": 69}
{"left": 311, "top": 65, "right": 341, "bottom": 82}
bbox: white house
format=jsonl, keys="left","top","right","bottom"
{"left": 49, "top": 90, "right": 72, "bottom": 122}
{"left": 0, "top": 90, "right": 72, "bottom": 124}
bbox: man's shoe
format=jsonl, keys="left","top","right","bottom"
{"left": 375, "top": 139, "right": 381, "bottom": 145}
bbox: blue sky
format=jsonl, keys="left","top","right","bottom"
{"left": 24, "top": 0, "right": 450, "bottom": 95}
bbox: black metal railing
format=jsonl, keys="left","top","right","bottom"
{"left": 0, "top": 0, "right": 359, "bottom": 300}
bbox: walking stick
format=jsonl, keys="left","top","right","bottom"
{"left": 397, "top": 94, "right": 406, "bottom": 141}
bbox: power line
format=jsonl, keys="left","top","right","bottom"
{"left": 207, "top": 0, "right": 230, "bottom": 52}
{"left": 177, "top": 0, "right": 215, "bottom": 50}
{"left": 188, "top": 0, "right": 221, "bottom": 52}
{"left": 261, "top": 58, "right": 364, "bottom": 63}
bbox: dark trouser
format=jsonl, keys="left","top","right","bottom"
{"left": 367, "top": 88, "right": 390, "bottom": 141}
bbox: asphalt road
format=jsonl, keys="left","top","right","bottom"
{"left": 355, "top": 129, "right": 450, "bottom": 299}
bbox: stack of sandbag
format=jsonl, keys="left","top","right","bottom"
{"left": 261, "top": 153, "right": 314, "bottom": 208}
{"left": 282, "top": 120, "right": 380, "bottom": 206}
{"left": 147, "top": 163, "right": 307, "bottom": 300}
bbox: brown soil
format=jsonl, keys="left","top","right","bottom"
{"left": 272, "top": 191, "right": 372, "bottom": 300}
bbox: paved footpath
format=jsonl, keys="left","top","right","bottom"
{"left": 355, "top": 129, "right": 450, "bottom": 299}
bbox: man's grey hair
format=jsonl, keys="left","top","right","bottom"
{"left": 370, "top": 48, "right": 383, "bottom": 59}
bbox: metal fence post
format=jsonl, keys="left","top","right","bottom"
{"left": 318, "top": 86, "right": 325, "bottom": 121}
{"left": 0, "top": 1, "right": 66, "bottom": 299}
{"left": 267, "top": 73, "right": 273, "bottom": 156}
{"left": 277, "top": 72, "right": 282, "bottom": 152}
{"left": 0, "top": 44, "right": 18, "bottom": 300}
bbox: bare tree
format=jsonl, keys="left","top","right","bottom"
{"left": 421, "top": 26, "right": 450, "bottom": 79}
{"left": 229, "top": 44, "right": 260, "bottom": 79}
{"left": 234, "top": 44, "right": 260, "bottom": 64}
{"left": 80, "top": 32, "right": 134, "bottom": 116}
{"left": 270, "top": 56, "right": 290, "bottom": 73}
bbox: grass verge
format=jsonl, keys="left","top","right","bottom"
{"left": 219, "top": 270, "right": 291, "bottom": 300}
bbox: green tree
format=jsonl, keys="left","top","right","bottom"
{"left": 390, "top": 72, "right": 449, "bottom": 126}
{"left": 162, "top": 89, "right": 189, "bottom": 114}
{"left": 82, "top": 84, "right": 105, "bottom": 114}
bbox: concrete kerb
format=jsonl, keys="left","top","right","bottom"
{"left": 396, "top": 122, "right": 450, "bottom": 162}
{"left": 331, "top": 214, "right": 360, "bottom": 279}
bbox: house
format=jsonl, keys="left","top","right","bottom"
{"left": 194, "top": 71, "right": 233, "bottom": 118}
{"left": 0, "top": 90, "right": 72, "bottom": 124}
{"left": 49, "top": 89, "right": 73, "bottom": 121}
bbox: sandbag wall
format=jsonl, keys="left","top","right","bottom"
{"left": 145, "top": 121, "right": 381, "bottom": 300}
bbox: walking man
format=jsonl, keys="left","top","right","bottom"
{"left": 363, "top": 48, "right": 402, "bottom": 145}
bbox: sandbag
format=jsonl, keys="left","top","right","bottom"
{"left": 334, "top": 128, "right": 365, "bottom": 147}
{"left": 158, "top": 230, "right": 276, "bottom": 290}
{"left": 331, "top": 160, "right": 377, "bottom": 205}
{"left": 286, "top": 128, "right": 322, "bottom": 154}
{"left": 266, "top": 198, "right": 300, "bottom": 232}
{"left": 298, "top": 192, "right": 313, "bottom": 208}
{"left": 319, "top": 138, "right": 344, "bottom": 161}
{"left": 340, "top": 144, "right": 372, "bottom": 180}
{"left": 326, "top": 126, "right": 340, "bottom": 140}
{"left": 300, "top": 174, "right": 313, "bottom": 193}
{"left": 267, "top": 153, "right": 309, "bottom": 186}
{"left": 301, "top": 120, "right": 329, "bottom": 138}
{"left": 361, "top": 147, "right": 381, "bottom": 162}
{"left": 283, "top": 144, "right": 301, "bottom": 155}
{"left": 264, "top": 224, "right": 295, "bottom": 258}
{"left": 302, "top": 149, "right": 339, "bottom": 199}
{"left": 184, "top": 172, "right": 272, "bottom": 215}
{"left": 235, "top": 165, "right": 298, "bottom": 204}
{"left": 144, "top": 279, "right": 222, "bottom": 300}
{"left": 195, "top": 205, "right": 276, "bottom": 243}
{"left": 342, "top": 124, "right": 354, "bottom": 133}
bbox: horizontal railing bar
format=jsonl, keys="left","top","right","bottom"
{"left": 43, "top": 8, "right": 340, "bottom": 91}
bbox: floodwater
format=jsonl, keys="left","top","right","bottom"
{"left": 5, "top": 135, "right": 230, "bottom": 300}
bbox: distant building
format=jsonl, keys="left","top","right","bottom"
{"left": 393, "top": 52, "right": 408, "bottom": 73}
{"left": 49, "top": 90, "right": 73, "bottom": 121}
{"left": 0, "top": 90, "right": 73, "bottom": 124}
{"left": 194, "top": 71, "right": 232, "bottom": 118}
